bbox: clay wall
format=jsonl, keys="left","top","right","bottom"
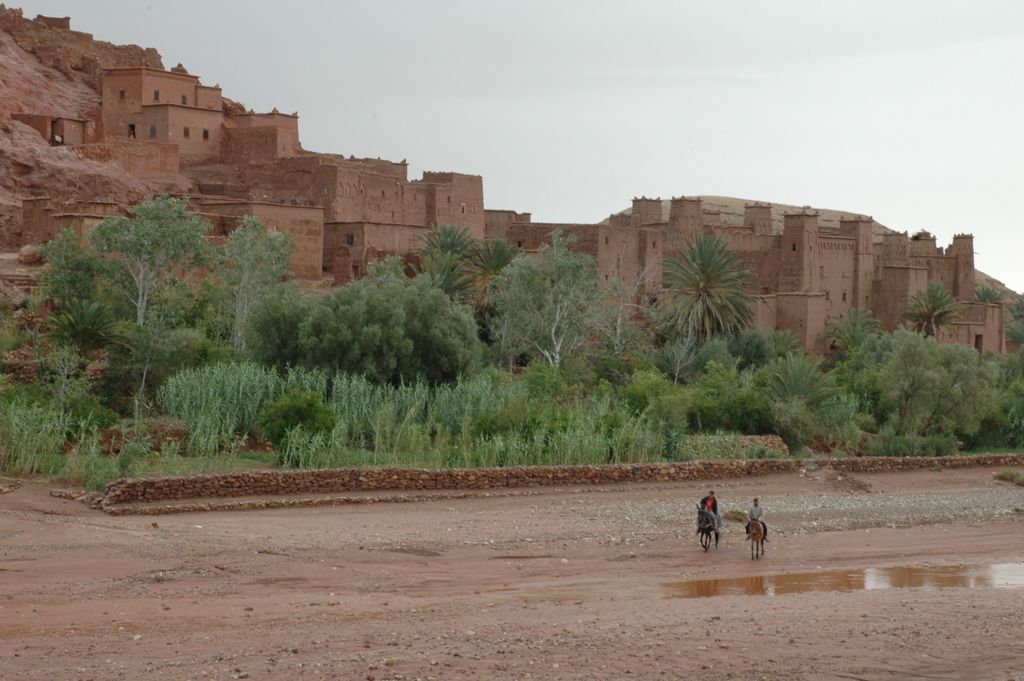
{"left": 718, "top": 229, "right": 782, "bottom": 296}
{"left": 20, "top": 197, "right": 53, "bottom": 244}
{"left": 776, "top": 292, "right": 826, "bottom": 349}
{"left": 666, "top": 197, "right": 703, "bottom": 243}
{"left": 630, "top": 197, "right": 664, "bottom": 228}
{"left": 197, "top": 201, "right": 324, "bottom": 280}
{"left": 100, "top": 452, "right": 1024, "bottom": 508}
{"left": 52, "top": 117, "right": 89, "bottom": 145}
{"left": 839, "top": 217, "right": 875, "bottom": 309}
{"left": 146, "top": 105, "right": 221, "bottom": 159}
{"left": 743, "top": 203, "right": 773, "bottom": 236}
{"left": 596, "top": 225, "right": 644, "bottom": 285}
{"left": 419, "top": 173, "right": 485, "bottom": 238}
{"left": 228, "top": 112, "right": 299, "bottom": 157}
{"left": 72, "top": 138, "right": 179, "bottom": 179}
{"left": 872, "top": 265, "right": 929, "bottom": 330}
{"left": 222, "top": 126, "right": 292, "bottom": 163}
{"left": 754, "top": 294, "right": 777, "bottom": 330}
{"left": 484, "top": 209, "right": 531, "bottom": 240}
{"left": 196, "top": 85, "right": 222, "bottom": 110}
{"left": 779, "top": 213, "right": 820, "bottom": 293}
{"left": 33, "top": 15, "right": 70, "bottom": 30}
{"left": 11, "top": 113, "right": 50, "bottom": 139}
{"left": 937, "top": 303, "right": 1005, "bottom": 354}
{"left": 817, "top": 235, "right": 857, "bottom": 320}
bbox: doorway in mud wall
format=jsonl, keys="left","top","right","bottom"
{"left": 128, "top": 123, "right": 136, "bottom": 138}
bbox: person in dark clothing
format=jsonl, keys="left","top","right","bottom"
{"left": 698, "top": 490, "right": 721, "bottom": 530}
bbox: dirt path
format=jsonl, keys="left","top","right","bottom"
{"left": 1, "top": 466, "right": 1023, "bottom": 680}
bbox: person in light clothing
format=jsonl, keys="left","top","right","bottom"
{"left": 746, "top": 497, "right": 768, "bottom": 542}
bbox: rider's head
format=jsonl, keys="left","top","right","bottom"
{"left": 709, "top": 490, "right": 715, "bottom": 497}
{"left": 753, "top": 497, "right": 759, "bottom": 505}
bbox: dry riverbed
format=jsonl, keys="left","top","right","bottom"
{"left": 1, "top": 465, "right": 1023, "bottom": 680}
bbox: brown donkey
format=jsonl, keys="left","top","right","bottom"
{"left": 747, "top": 519, "right": 765, "bottom": 560}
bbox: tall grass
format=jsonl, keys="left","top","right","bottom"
{"left": 0, "top": 403, "right": 69, "bottom": 475}
{"left": 156, "top": 362, "right": 772, "bottom": 470}
{"left": 157, "top": 362, "right": 284, "bottom": 455}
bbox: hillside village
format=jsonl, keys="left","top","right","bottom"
{"left": 0, "top": 7, "right": 1012, "bottom": 352}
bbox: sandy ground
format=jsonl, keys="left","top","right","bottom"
{"left": 1, "top": 466, "right": 1023, "bottom": 681}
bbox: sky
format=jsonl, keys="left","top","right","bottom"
{"left": 17, "top": 0, "right": 1024, "bottom": 290}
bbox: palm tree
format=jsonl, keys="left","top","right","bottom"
{"left": 824, "top": 308, "right": 882, "bottom": 355}
{"left": 764, "top": 352, "right": 838, "bottom": 404}
{"left": 770, "top": 329, "right": 802, "bottom": 358}
{"left": 419, "top": 224, "right": 474, "bottom": 260}
{"left": 468, "top": 238, "right": 519, "bottom": 305}
{"left": 47, "top": 299, "right": 125, "bottom": 354}
{"left": 656, "top": 234, "right": 754, "bottom": 341}
{"left": 414, "top": 251, "right": 475, "bottom": 301}
{"left": 975, "top": 286, "right": 1003, "bottom": 304}
{"left": 902, "top": 281, "right": 959, "bottom": 337}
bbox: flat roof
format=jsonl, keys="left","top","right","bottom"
{"left": 103, "top": 66, "right": 202, "bottom": 81}
{"left": 141, "top": 103, "right": 224, "bottom": 114}
{"left": 197, "top": 199, "right": 323, "bottom": 211}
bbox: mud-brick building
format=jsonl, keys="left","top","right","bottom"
{"left": 486, "top": 197, "right": 1004, "bottom": 353}
{"left": 100, "top": 66, "right": 225, "bottom": 159}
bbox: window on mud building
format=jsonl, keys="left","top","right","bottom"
{"left": 128, "top": 124, "right": 136, "bottom": 138}
{"left": 183, "top": 126, "right": 190, "bottom": 139}
{"left": 352, "top": 264, "right": 360, "bottom": 277}
{"left": 149, "top": 125, "right": 156, "bottom": 138}
{"left": 975, "top": 334, "right": 983, "bottom": 352}
{"left": 460, "top": 204, "right": 466, "bottom": 215}
{"left": 381, "top": 190, "right": 386, "bottom": 198}
{"left": 344, "top": 234, "right": 354, "bottom": 246}
{"left": 154, "top": 90, "right": 160, "bottom": 101}
{"left": 181, "top": 95, "right": 187, "bottom": 105}
{"left": 118, "top": 89, "right": 125, "bottom": 101}
{"left": 842, "top": 291, "right": 847, "bottom": 302}
{"left": 202, "top": 128, "right": 209, "bottom": 140}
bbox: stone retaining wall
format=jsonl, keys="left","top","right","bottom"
{"left": 102, "top": 454, "right": 1024, "bottom": 506}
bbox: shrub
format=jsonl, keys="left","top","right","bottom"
{"left": 300, "top": 265, "right": 481, "bottom": 383}
{"left": 259, "top": 388, "right": 335, "bottom": 450}
{"left": 688, "top": 362, "right": 771, "bottom": 434}
{"left": 865, "top": 427, "right": 958, "bottom": 457}
{"left": 246, "top": 283, "right": 311, "bottom": 368}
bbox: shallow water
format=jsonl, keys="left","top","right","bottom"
{"left": 664, "top": 563, "right": 1024, "bottom": 598}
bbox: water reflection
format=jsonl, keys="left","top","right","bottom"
{"left": 665, "top": 563, "right": 1024, "bottom": 598}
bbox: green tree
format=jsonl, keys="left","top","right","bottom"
{"left": 39, "top": 229, "right": 108, "bottom": 305}
{"left": 246, "top": 283, "right": 312, "bottom": 368}
{"left": 902, "top": 281, "right": 959, "bottom": 337}
{"left": 90, "top": 196, "right": 209, "bottom": 326}
{"left": 489, "top": 233, "right": 606, "bottom": 368}
{"left": 299, "top": 259, "right": 481, "bottom": 383}
{"left": 824, "top": 308, "right": 882, "bottom": 356}
{"left": 221, "top": 217, "right": 293, "bottom": 352}
{"left": 975, "top": 286, "right": 1003, "bottom": 304}
{"left": 656, "top": 234, "right": 754, "bottom": 341}
{"left": 883, "top": 330, "right": 998, "bottom": 436}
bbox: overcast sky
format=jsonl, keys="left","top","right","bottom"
{"left": 18, "top": 0, "right": 1024, "bottom": 290}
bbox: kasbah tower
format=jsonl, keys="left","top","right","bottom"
{"left": 1, "top": 10, "right": 1005, "bottom": 354}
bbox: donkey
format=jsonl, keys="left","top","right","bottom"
{"left": 747, "top": 517, "right": 765, "bottom": 560}
{"left": 696, "top": 504, "right": 719, "bottom": 552}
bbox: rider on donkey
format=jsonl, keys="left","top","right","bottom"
{"left": 698, "top": 490, "right": 721, "bottom": 531}
{"left": 745, "top": 497, "right": 768, "bottom": 542}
